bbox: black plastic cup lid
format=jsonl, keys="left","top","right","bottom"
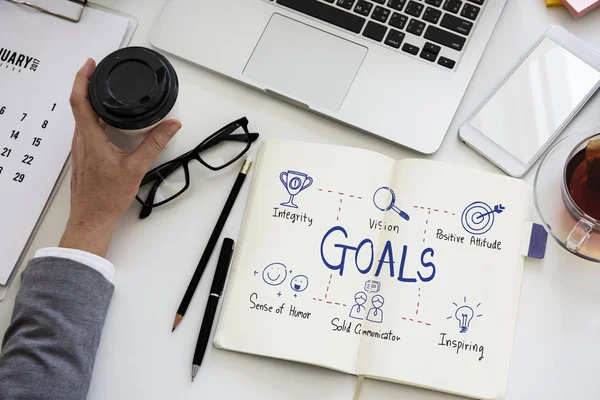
{"left": 89, "top": 47, "right": 179, "bottom": 130}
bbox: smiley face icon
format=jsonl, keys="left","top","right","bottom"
{"left": 262, "top": 263, "right": 288, "bottom": 286}
{"left": 290, "top": 275, "right": 309, "bottom": 292}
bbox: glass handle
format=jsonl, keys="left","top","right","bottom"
{"left": 566, "top": 219, "right": 594, "bottom": 252}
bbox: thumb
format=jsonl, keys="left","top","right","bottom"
{"left": 132, "top": 120, "right": 181, "bottom": 166}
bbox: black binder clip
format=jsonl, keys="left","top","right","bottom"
{"left": 6, "top": 0, "right": 88, "bottom": 22}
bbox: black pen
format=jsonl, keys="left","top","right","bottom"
{"left": 191, "top": 238, "right": 235, "bottom": 381}
{"left": 173, "top": 157, "right": 252, "bottom": 331}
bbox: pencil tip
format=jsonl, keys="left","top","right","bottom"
{"left": 172, "top": 314, "right": 183, "bottom": 331}
{"left": 192, "top": 365, "right": 199, "bottom": 382}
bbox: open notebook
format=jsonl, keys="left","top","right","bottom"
{"left": 0, "top": 1, "right": 134, "bottom": 297}
{"left": 214, "top": 139, "right": 542, "bottom": 399}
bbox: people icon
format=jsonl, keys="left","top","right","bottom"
{"left": 366, "top": 295, "right": 384, "bottom": 323}
{"left": 349, "top": 291, "right": 368, "bottom": 320}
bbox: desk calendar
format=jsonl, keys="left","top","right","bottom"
{"left": 0, "top": 2, "right": 133, "bottom": 290}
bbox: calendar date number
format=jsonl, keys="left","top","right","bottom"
{"left": 0, "top": 102, "right": 57, "bottom": 185}
{"left": 21, "top": 154, "right": 33, "bottom": 165}
{"left": 13, "top": 173, "right": 25, "bottom": 183}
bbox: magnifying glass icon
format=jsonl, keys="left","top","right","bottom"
{"left": 373, "top": 186, "right": 410, "bottom": 221}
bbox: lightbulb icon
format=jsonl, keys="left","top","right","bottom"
{"left": 448, "top": 297, "right": 483, "bottom": 334}
{"left": 455, "top": 306, "right": 474, "bottom": 333}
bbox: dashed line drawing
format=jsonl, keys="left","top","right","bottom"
{"left": 313, "top": 298, "right": 347, "bottom": 306}
{"left": 401, "top": 317, "right": 432, "bottom": 326}
{"left": 412, "top": 205, "right": 457, "bottom": 243}
{"left": 318, "top": 189, "right": 363, "bottom": 199}
{"left": 313, "top": 273, "right": 347, "bottom": 307}
{"left": 413, "top": 205, "right": 457, "bottom": 215}
{"left": 318, "top": 188, "right": 363, "bottom": 222}
{"left": 423, "top": 209, "right": 431, "bottom": 242}
{"left": 325, "top": 274, "right": 332, "bottom": 299}
{"left": 399, "top": 287, "right": 432, "bottom": 326}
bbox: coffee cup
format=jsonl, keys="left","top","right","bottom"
{"left": 89, "top": 46, "right": 179, "bottom": 137}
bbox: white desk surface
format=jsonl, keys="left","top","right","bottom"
{"left": 1, "top": 0, "right": 600, "bottom": 399}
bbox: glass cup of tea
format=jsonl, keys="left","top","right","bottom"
{"left": 535, "top": 127, "right": 600, "bottom": 261}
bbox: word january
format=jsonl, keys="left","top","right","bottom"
{"left": 272, "top": 207, "right": 313, "bottom": 226}
{"left": 0, "top": 48, "right": 35, "bottom": 69}
{"left": 320, "top": 225, "right": 436, "bottom": 283}
{"left": 436, "top": 229, "right": 502, "bottom": 250}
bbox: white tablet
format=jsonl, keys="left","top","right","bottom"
{"left": 459, "top": 26, "right": 600, "bottom": 177}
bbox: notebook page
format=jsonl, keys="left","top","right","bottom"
{"left": 355, "top": 159, "right": 531, "bottom": 399}
{"left": 0, "top": 3, "right": 130, "bottom": 284}
{"left": 214, "top": 140, "right": 396, "bottom": 373}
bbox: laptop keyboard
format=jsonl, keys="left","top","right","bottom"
{"left": 269, "top": 0, "right": 485, "bottom": 70}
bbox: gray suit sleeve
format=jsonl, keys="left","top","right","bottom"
{"left": 0, "top": 257, "right": 114, "bottom": 400}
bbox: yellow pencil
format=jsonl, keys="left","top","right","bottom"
{"left": 546, "top": 0, "right": 564, "bottom": 7}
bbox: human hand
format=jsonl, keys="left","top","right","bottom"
{"left": 59, "top": 58, "right": 182, "bottom": 257}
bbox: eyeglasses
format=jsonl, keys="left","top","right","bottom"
{"left": 136, "top": 117, "right": 259, "bottom": 218}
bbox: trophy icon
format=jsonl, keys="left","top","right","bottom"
{"left": 280, "top": 170, "right": 313, "bottom": 208}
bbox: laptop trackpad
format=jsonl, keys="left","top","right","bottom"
{"left": 243, "top": 14, "right": 367, "bottom": 111}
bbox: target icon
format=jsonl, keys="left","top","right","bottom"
{"left": 461, "top": 201, "right": 505, "bottom": 235}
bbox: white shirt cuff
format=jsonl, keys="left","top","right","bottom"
{"left": 34, "top": 247, "right": 115, "bottom": 284}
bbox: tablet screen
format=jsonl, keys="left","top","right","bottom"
{"left": 470, "top": 37, "right": 600, "bottom": 165}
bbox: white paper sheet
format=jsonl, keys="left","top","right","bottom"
{"left": 0, "top": 2, "right": 130, "bottom": 284}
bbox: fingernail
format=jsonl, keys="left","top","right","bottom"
{"left": 84, "top": 58, "right": 94, "bottom": 68}
{"left": 167, "top": 122, "right": 181, "bottom": 136}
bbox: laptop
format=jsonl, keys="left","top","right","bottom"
{"left": 150, "top": 0, "right": 507, "bottom": 154}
